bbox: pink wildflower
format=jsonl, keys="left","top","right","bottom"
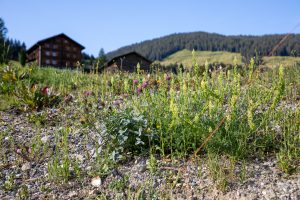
{"left": 136, "top": 86, "right": 142, "bottom": 94}
{"left": 41, "top": 86, "right": 49, "bottom": 95}
{"left": 133, "top": 79, "right": 139, "bottom": 85}
{"left": 142, "top": 81, "right": 148, "bottom": 88}
{"left": 165, "top": 75, "right": 171, "bottom": 81}
{"left": 84, "top": 91, "right": 93, "bottom": 97}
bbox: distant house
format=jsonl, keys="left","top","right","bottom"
{"left": 103, "top": 52, "right": 152, "bottom": 72}
{"left": 26, "top": 33, "right": 85, "bottom": 68}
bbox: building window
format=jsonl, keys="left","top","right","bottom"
{"left": 45, "top": 51, "right": 51, "bottom": 56}
{"left": 73, "top": 47, "right": 77, "bottom": 51}
{"left": 53, "top": 44, "right": 58, "bottom": 49}
{"left": 52, "top": 51, "right": 57, "bottom": 57}
{"left": 73, "top": 54, "right": 76, "bottom": 58}
{"left": 66, "top": 46, "right": 70, "bottom": 51}
{"left": 64, "top": 39, "right": 68, "bottom": 44}
{"left": 45, "top": 59, "right": 50, "bottom": 65}
{"left": 52, "top": 60, "right": 57, "bottom": 65}
{"left": 45, "top": 43, "right": 50, "bottom": 48}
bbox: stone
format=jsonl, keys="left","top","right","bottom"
{"left": 41, "top": 135, "right": 50, "bottom": 143}
{"left": 21, "top": 162, "right": 31, "bottom": 171}
{"left": 138, "top": 164, "right": 147, "bottom": 173}
{"left": 74, "top": 154, "right": 84, "bottom": 162}
{"left": 68, "top": 191, "right": 77, "bottom": 198}
{"left": 91, "top": 176, "right": 101, "bottom": 187}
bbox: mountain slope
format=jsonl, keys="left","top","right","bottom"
{"left": 160, "top": 49, "right": 242, "bottom": 67}
{"left": 160, "top": 49, "right": 300, "bottom": 68}
{"left": 106, "top": 31, "right": 300, "bottom": 61}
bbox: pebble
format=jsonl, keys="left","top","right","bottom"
{"left": 41, "top": 135, "right": 50, "bottom": 143}
{"left": 73, "top": 154, "right": 84, "bottom": 162}
{"left": 21, "top": 162, "right": 31, "bottom": 171}
{"left": 138, "top": 164, "right": 147, "bottom": 173}
{"left": 68, "top": 191, "right": 77, "bottom": 198}
{"left": 91, "top": 176, "right": 101, "bottom": 187}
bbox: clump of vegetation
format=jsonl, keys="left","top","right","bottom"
{"left": 102, "top": 108, "right": 151, "bottom": 161}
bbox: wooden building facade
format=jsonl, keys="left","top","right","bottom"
{"left": 26, "top": 33, "right": 85, "bottom": 68}
{"left": 104, "top": 52, "right": 152, "bottom": 72}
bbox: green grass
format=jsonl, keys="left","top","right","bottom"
{"left": 159, "top": 49, "right": 300, "bottom": 68}
{"left": 263, "top": 56, "right": 300, "bottom": 67}
{"left": 160, "top": 49, "right": 243, "bottom": 67}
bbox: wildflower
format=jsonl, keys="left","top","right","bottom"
{"left": 165, "top": 74, "right": 171, "bottom": 81}
{"left": 41, "top": 86, "right": 50, "bottom": 96}
{"left": 142, "top": 81, "right": 148, "bottom": 88}
{"left": 133, "top": 79, "right": 139, "bottom": 85}
{"left": 146, "top": 128, "right": 151, "bottom": 133}
{"left": 84, "top": 91, "right": 93, "bottom": 97}
{"left": 136, "top": 86, "right": 142, "bottom": 94}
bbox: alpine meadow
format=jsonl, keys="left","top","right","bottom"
{"left": 1, "top": 3, "right": 300, "bottom": 199}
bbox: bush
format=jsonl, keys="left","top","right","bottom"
{"left": 102, "top": 108, "right": 152, "bottom": 161}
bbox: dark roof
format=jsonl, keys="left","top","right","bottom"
{"left": 105, "top": 51, "right": 152, "bottom": 66}
{"left": 26, "top": 33, "right": 85, "bottom": 53}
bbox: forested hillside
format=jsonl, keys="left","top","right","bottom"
{"left": 106, "top": 31, "right": 300, "bottom": 61}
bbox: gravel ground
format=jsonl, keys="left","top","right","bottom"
{"left": 0, "top": 109, "right": 299, "bottom": 199}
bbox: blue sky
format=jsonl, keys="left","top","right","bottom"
{"left": 1, "top": 0, "right": 300, "bottom": 56}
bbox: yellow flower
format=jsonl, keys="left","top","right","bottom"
{"left": 146, "top": 128, "right": 151, "bottom": 133}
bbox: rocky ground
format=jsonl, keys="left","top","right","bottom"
{"left": 0, "top": 109, "right": 299, "bottom": 199}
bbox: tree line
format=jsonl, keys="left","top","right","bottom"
{"left": 0, "top": 18, "right": 26, "bottom": 65}
{"left": 106, "top": 31, "right": 300, "bottom": 62}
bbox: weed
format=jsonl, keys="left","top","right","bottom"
{"left": 3, "top": 172, "right": 15, "bottom": 191}
{"left": 16, "top": 185, "right": 30, "bottom": 200}
{"left": 207, "top": 153, "right": 228, "bottom": 191}
{"left": 47, "top": 127, "right": 80, "bottom": 183}
{"left": 109, "top": 175, "right": 129, "bottom": 191}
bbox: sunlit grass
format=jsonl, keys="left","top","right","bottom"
{"left": 160, "top": 49, "right": 243, "bottom": 67}
{"left": 160, "top": 49, "right": 300, "bottom": 69}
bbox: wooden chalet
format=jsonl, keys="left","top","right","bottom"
{"left": 104, "top": 51, "right": 152, "bottom": 72}
{"left": 26, "top": 33, "right": 85, "bottom": 68}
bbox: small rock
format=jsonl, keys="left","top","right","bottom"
{"left": 15, "top": 174, "right": 22, "bottom": 178}
{"left": 41, "top": 135, "right": 50, "bottom": 143}
{"left": 138, "top": 164, "right": 147, "bottom": 173}
{"left": 91, "top": 176, "right": 101, "bottom": 187}
{"left": 262, "top": 189, "right": 276, "bottom": 200}
{"left": 74, "top": 154, "right": 84, "bottom": 162}
{"left": 68, "top": 191, "right": 77, "bottom": 198}
{"left": 21, "top": 162, "right": 31, "bottom": 171}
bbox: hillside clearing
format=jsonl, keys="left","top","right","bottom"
{"left": 159, "top": 49, "right": 300, "bottom": 68}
